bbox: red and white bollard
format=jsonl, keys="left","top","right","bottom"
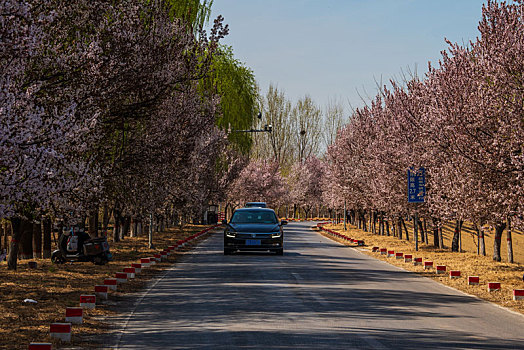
{"left": 424, "top": 261, "right": 433, "bottom": 270}
{"left": 123, "top": 267, "right": 136, "bottom": 279}
{"left": 488, "top": 282, "right": 501, "bottom": 292}
{"left": 468, "top": 276, "right": 480, "bottom": 285}
{"left": 413, "top": 257, "right": 422, "bottom": 266}
{"left": 449, "top": 270, "right": 461, "bottom": 279}
{"left": 140, "top": 258, "right": 151, "bottom": 268}
{"left": 95, "top": 285, "right": 109, "bottom": 300}
{"left": 513, "top": 290, "right": 524, "bottom": 301}
{"left": 80, "top": 295, "right": 96, "bottom": 309}
{"left": 65, "top": 307, "right": 83, "bottom": 324}
{"left": 436, "top": 265, "right": 447, "bottom": 274}
{"left": 404, "top": 254, "right": 413, "bottom": 263}
{"left": 132, "top": 263, "right": 142, "bottom": 274}
{"left": 50, "top": 323, "right": 72, "bottom": 342}
{"left": 395, "top": 252, "right": 403, "bottom": 260}
{"left": 115, "top": 272, "right": 128, "bottom": 283}
{"left": 104, "top": 278, "right": 118, "bottom": 291}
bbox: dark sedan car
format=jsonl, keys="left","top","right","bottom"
{"left": 223, "top": 208, "right": 287, "bottom": 255}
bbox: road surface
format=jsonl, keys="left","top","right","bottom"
{"left": 113, "top": 222, "right": 524, "bottom": 349}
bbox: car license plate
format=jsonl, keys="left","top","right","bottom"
{"left": 246, "top": 239, "right": 261, "bottom": 246}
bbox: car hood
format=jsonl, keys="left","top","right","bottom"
{"left": 228, "top": 223, "right": 280, "bottom": 233}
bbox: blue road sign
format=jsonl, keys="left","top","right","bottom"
{"left": 408, "top": 167, "right": 426, "bottom": 203}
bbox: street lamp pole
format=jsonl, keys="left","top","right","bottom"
{"left": 227, "top": 112, "right": 272, "bottom": 134}
{"left": 229, "top": 125, "right": 272, "bottom": 133}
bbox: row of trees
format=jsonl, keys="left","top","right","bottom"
{"left": 226, "top": 0, "right": 523, "bottom": 263}
{"left": 1, "top": 0, "right": 258, "bottom": 269}
{"left": 325, "top": 0, "right": 524, "bottom": 262}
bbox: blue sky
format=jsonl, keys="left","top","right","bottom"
{"left": 210, "top": 0, "right": 487, "bottom": 112}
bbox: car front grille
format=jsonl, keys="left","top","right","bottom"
{"left": 236, "top": 233, "right": 273, "bottom": 239}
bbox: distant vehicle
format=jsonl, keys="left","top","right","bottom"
{"left": 244, "top": 202, "right": 267, "bottom": 208}
{"left": 223, "top": 207, "right": 287, "bottom": 255}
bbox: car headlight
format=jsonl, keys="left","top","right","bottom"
{"left": 225, "top": 230, "right": 236, "bottom": 238}
{"left": 271, "top": 231, "right": 282, "bottom": 238}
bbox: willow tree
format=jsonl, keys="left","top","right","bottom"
{"left": 167, "top": 0, "right": 214, "bottom": 33}
{"left": 203, "top": 45, "right": 258, "bottom": 154}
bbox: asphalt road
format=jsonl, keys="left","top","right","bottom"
{"left": 113, "top": 222, "right": 524, "bottom": 349}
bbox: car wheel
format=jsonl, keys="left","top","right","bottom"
{"left": 275, "top": 248, "right": 283, "bottom": 256}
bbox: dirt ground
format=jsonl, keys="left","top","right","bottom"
{"left": 0, "top": 225, "right": 216, "bottom": 349}
{"left": 316, "top": 222, "right": 524, "bottom": 315}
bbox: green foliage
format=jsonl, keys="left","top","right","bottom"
{"left": 165, "top": 0, "right": 213, "bottom": 32}
{"left": 206, "top": 45, "right": 258, "bottom": 154}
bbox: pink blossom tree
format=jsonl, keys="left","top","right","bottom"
{"left": 288, "top": 156, "right": 324, "bottom": 219}
{"left": 227, "top": 159, "right": 288, "bottom": 211}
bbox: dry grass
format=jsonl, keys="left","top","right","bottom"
{"left": 317, "top": 222, "right": 524, "bottom": 315}
{"left": 0, "top": 225, "right": 215, "bottom": 350}
{"left": 401, "top": 219, "right": 524, "bottom": 264}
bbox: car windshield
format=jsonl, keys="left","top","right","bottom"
{"left": 230, "top": 210, "right": 278, "bottom": 224}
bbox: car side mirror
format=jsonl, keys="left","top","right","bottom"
{"left": 281, "top": 220, "right": 288, "bottom": 226}
{"left": 222, "top": 219, "right": 227, "bottom": 225}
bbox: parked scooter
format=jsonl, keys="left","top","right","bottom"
{"left": 51, "top": 226, "right": 112, "bottom": 265}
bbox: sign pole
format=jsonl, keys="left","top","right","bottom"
{"left": 408, "top": 166, "right": 425, "bottom": 252}
{"left": 414, "top": 210, "right": 418, "bottom": 251}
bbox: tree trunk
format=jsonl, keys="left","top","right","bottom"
{"left": 7, "top": 218, "right": 23, "bottom": 269}
{"left": 8, "top": 218, "right": 34, "bottom": 268}
{"left": 122, "top": 216, "right": 131, "bottom": 239}
{"left": 42, "top": 218, "right": 52, "bottom": 259}
{"left": 392, "top": 219, "right": 397, "bottom": 237}
{"left": 3, "top": 221, "right": 10, "bottom": 254}
{"left": 88, "top": 208, "right": 99, "bottom": 237}
{"left": 478, "top": 224, "right": 486, "bottom": 256}
{"left": 32, "top": 221, "right": 42, "bottom": 259}
{"left": 20, "top": 219, "right": 33, "bottom": 260}
{"left": 507, "top": 216, "right": 513, "bottom": 263}
{"left": 451, "top": 220, "right": 463, "bottom": 252}
{"left": 418, "top": 219, "right": 425, "bottom": 244}
{"left": 432, "top": 218, "right": 439, "bottom": 247}
{"left": 148, "top": 213, "right": 154, "bottom": 249}
{"left": 113, "top": 210, "right": 121, "bottom": 243}
{"left": 397, "top": 217, "right": 403, "bottom": 240}
{"left": 102, "top": 203, "right": 111, "bottom": 235}
{"left": 493, "top": 222, "right": 506, "bottom": 262}
{"left": 438, "top": 226, "right": 444, "bottom": 249}
{"left": 0, "top": 222, "right": 3, "bottom": 252}
{"left": 401, "top": 217, "right": 409, "bottom": 241}
{"left": 385, "top": 219, "right": 390, "bottom": 236}
{"left": 423, "top": 218, "right": 428, "bottom": 244}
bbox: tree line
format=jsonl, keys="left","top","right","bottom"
{"left": 226, "top": 0, "right": 523, "bottom": 264}
{"left": 0, "top": 0, "right": 257, "bottom": 269}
